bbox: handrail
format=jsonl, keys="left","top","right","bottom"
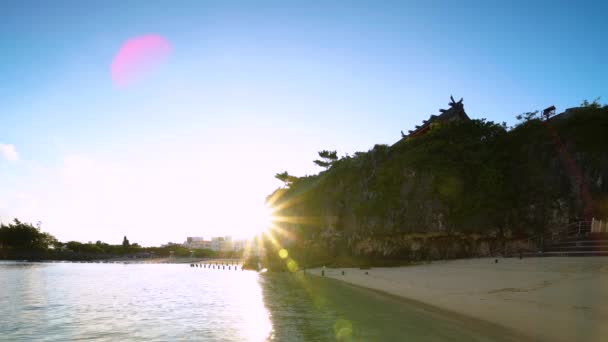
{"left": 481, "top": 220, "right": 592, "bottom": 258}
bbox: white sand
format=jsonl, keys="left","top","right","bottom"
{"left": 311, "top": 257, "right": 608, "bottom": 341}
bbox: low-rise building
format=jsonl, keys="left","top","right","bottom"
{"left": 181, "top": 235, "right": 251, "bottom": 252}
{"left": 184, "top": 237, "right": 212, "bottom": 250}
{"left": 211, "top": 236, "right": 233, "bottom": 252}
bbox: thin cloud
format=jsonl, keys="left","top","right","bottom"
{"left": 0, "top": 144, "right": 18, "bottom": 161}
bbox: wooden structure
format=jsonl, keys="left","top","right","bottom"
{"left": 402, "top": 96, "right": 470, "bottom": 139}
{"left": 543, "top": 105, "right": 556, "bottom": 120}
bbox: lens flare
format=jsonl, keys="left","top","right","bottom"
{"left": 110, "top": 34, "right": 171, "bottom": 87}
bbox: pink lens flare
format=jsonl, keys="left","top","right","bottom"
{"left": 110, "top": 34, "right": 171, "bottom": 87}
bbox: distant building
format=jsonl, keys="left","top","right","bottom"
{"left": 181, "top": 235, "right": 251, "bottom": 252}
{"left": 211, "top": 236, "right": 233, "bottom": 252}
{"left": 184, "top": 237, "right": 212, "bottom": 250}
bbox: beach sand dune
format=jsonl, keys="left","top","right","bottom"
{"left": 311, "top": 257, "right": 608, "bottom": 341}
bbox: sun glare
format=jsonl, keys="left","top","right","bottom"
{"left": 248, "top": 203, "right": 274, "bottom": 237}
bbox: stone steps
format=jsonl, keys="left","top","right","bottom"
{"left": 542, "top": 233, "right": 608, "bottom": 256}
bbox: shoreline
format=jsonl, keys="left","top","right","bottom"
{"left": 317, "top": 275, "right": 528, "bottom": 341}
{"left": 0, "top": 257, "right": 242, "bottom": 264}
{"left": 309, "top": 257, "right": 608, "bottom": 341}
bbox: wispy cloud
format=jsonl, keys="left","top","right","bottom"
{"left": 0, "top": 144, "right": 18, "bottom": 161}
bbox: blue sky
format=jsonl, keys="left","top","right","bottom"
{"left": 1, "top": 0, "right": 606, "bottom": 245}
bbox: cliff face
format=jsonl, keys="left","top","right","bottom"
{"left": 267, "top": 105, "right": 608, "bottom": 262}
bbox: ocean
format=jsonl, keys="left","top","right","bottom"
{"left": 0, "top": 261, "right": 519, "bottom": 341}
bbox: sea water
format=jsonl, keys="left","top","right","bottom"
{"left": 0, "top": 261, "right": 521, "bottom": 341}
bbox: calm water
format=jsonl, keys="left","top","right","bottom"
{"left": 0, "top": 261, "right": 520, "bottom": 341}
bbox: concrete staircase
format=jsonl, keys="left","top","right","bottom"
{"left": 489, "top": 221, "right": 608, "bottom": 257}
{"left": 542, "top": 233, "right": 608, "bottom": 256}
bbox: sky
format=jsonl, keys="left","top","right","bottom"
{"left": 1, "top": 0, "right": 607, "bottom": 246}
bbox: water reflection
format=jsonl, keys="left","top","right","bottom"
{"left": 0, "top": 262, "right": 522, "bottom": 341}
{"left": 233, "top": 271, "right": 272, "bottom": 341}
{"left": 0, "top": 262, "right": 271, "bottom": 341}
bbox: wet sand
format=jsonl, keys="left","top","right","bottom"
{"left": 262, "top": 272, "right": 525, "bottom": 341}
{"left": 310, "top": 257, "right": 608, "bottom": 341}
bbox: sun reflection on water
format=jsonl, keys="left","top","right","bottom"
{"left": 234, "top": 272, "right": 273, "bottom": 341}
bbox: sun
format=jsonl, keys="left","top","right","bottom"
{"left": 248, "top": 203, "right": 274, "bottom": 237}
{"left": 228, "top": 201, "right": 275, "bottom": 239}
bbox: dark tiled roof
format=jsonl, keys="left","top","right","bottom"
{"left": 402, "top": 96, "right": 470, "bottom": 139}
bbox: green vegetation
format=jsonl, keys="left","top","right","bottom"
{"left": 261, "top": 102, "right": 608, "bottom": 269}
{"left": 275, "top": 171, "right": 299, "bottom": 187}
{"left": 313, "top": 150, "right": 339, "bottom": 169}
{"left": 0, "top": 219, "right": 241, "bottom": 261}
{"left": 0, "top": 219, "right": 57, "bottom": 251}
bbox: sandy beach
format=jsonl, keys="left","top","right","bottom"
{"left": 311, "top": 257, "right": 608, "bottom": 341}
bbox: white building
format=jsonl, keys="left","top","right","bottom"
{"left": 183, "top": 236, "right": 250, "bottom": 252}
{"left": 184, "top": 237, "right": 212, "bottom": 250}
{"left": 211, "top": 236, "right": 233, "bottom": 252}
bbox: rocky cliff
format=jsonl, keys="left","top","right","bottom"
{"left": 265, "top": 101, "right": 608, "bottom": 265}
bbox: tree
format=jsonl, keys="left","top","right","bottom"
{"left": 0, "top": 218, "right": 56, "bottom": 250}
{"left": 515, "top": 110, "right": 540, "bottom": 123}
{"left": 581, "top": 97, "right": 602, "bottom": 109}
{"left": 66, "top": 241, "right": 83, "bottom": 253}
{"left": 313, "top": 150, "right": 338, "bottom": 169}
{"left": 122, "top": 236, "right": 130, "bottom": 249}
{"left": 275, "top": 171, "right": 298, "bottom": 187}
